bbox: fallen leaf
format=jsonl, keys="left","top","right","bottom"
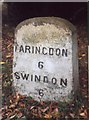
{"left": 41, "top": 106, "right": 49, "bottom": 112}
{"left": 17, "top": 112, "right": 23, "bottom": 118}
{"left": 0, "top": 62, "right": 5, "bottom": 65}
{"left": 9, "top": 104, "right": 16, "bottom": 109}
{"left": 80, "top": 112, "right": 86, "bottom": 117}
{"left": 6, "top": 54, "right": 11, "bottom": 58}
{"left": 82, "top": 54, "right": 86, "bottom": 57}
{"left": 69, "top": 113, "right": 75, "bottom": 118}
{"left": 30, "top": 106, "right": 35, "bottom": 110}
{"left": 9, "top": 114, "right": 16, "bottom": 119}
{"left": 52, "top": 108, "right": 59, "bottom": 117}
{"left": 44, "top": 113, "right": 52, "bottom": 119}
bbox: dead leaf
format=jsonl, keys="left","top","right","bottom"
{"left": 80, "top": 112, "right": 86, "bottom": 117}
{"left": 69, "top": 113, "right": 75, "bottom": 118}
{"left": 52, "top": 108, "right": 59, "bottom": 117}
{"left": 9, "top": 114, "right": 16, "bottom": 119}
{"left": 41, "top": 107, "right": 49, "bottom": 113}
{"left": 30, "top": 106, "right": 35, "bottom": 110}
{"left": 6, "top": 54, "right": 11, "bottom": 58}
{"left": 0, "top": 62, "right": 5, "bottom": 64}
{"left": 44, "top": 113, "right": 52, "bottom": 119}
{"left": 17, "top": 112, "right": 23, "bottom": 118}
{"left": 82, "top": 54, "right": 86, "bottom": 57}
{"left": 9, "top": 104, "right": 16, "bottom": 109}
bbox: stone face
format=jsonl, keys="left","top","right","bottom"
{"left": 13, "top": 17, "right": 79, "bottom": 102}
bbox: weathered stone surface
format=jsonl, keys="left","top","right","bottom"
{"left": 13, "top": 17, "right": 79, "bottom": 102}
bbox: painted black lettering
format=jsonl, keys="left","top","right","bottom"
{"left": 60, "top": 78, "right": 67, "bottom": 87}
{"left": 35, "top": 75, "right": 41, "bottom": 82}
{"left": 56, "top": 48, "right": 60, "bottom": 56}
{"left": 62, "top": 49, "right": 68, "bottom": 57}
{"left": 52, "top": 77, "right": 57, "bottom": 85}
{"left": 35, "top": 47, "right": 40, "bottom": 54}
{"left": 14, "top": 72, "right": 20, "bottom": 79}
{"left": 21, "top": 73, "right": 29, "bottom": 80}
{"left": 38, "top": 62, "right": 44, "bottom": 69}
{"left": 42, "top": 47, "right": 47, "bottom": 55}
{"left": 14, "top": 43, "right": 18, "bottom": 52}
{"left": 43, "top": 76, "right": 48, "bottom": 83}
{"left": 49, "top": 48, "right": 54, "bottom": 55}
{"left": 25, "top": 45, "right": 30, "bottom": 53}
{"left": 19, "top": 45, "right": 24, "bottom": 52}
{"left": 32, "top": 46, "right": 35, "bottom": 53}
{"left": 31, "top": 74, "right": 33, "bottom": 81}
{"left": 39, "top": 89, "right": 44, "bottom": 97}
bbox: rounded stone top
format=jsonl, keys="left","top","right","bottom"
{"left": 15, "top": 17, "right": 76, "bottom": 43}
{"left": 15, "top": 17, "right": 76, "bottom": 34}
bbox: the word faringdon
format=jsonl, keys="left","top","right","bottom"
{"left": 15, "top": 45, "right": 68, "bottom": 57}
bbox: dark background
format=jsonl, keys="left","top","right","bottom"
{"left": 2, "top": 2, "right": 87, "bottom": 27}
